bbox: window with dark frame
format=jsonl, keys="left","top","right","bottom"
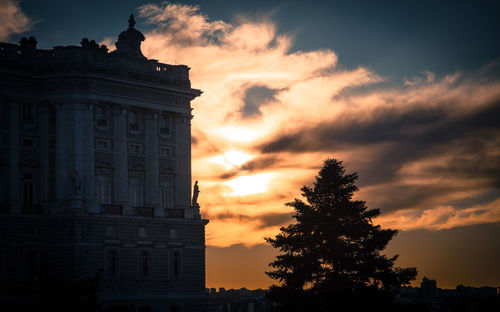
{"left": 25, "top": 249, "right": 39, "bottom": 280}
{"left": 128, "top": 110, "right": 140, "bottom": 132}
{"left": 27, "top": 224, "right": 38, "bottom": 239}
{"left": 170, "top": 228, "right": 178, "bottom": 240}
{"left": 106, "top": 225, "right": 117, "bottom": 238}
{"left": 159, "top": 114, "right": 170, "bottom": 135}
{"left": 129, "top": 143, "right": 142, "bottom": 154}
{"left": 160, "top": 146, "right": 172, "bottom": 158}
{"left": 23, "top": 173, "right": 34, "bottom": 207}
{"left": 138, "top": 249, "right": 152, "bottom": 280}
{"left": 96, "top": 105, "right": 107, "bottom": 128}
{"left": 171, "top": 250, "right": 181, "bottom": 280}
{"left": 22, "top": 103, "right": 34, "bottom": 124}
{"left": 49, "top": 175, "right": 55, "bottom": 201}
{"left": 139, "top": 225, "right": 148, "bottom": 238}
{"left": 106, "top": 248, "right": 119, "bottom": 280}
{"left": 22, "top": 137, "right": 35, "bottom": 148}
{"left": 96, "top": 139, "right": 109, "bottom": 151}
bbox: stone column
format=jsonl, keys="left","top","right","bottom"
{"left": 144, "top": 111, "right": 160, "bottom": 214}
{"left": 8, "top": 101, "right": 20, "bottom": 214}
{"left": 175, "top": 113, "right": 191, "bottom": 211}
{"left": 39, "top": 103, "right": 49, "bottom": 204}
{"left": 55, "top": 102, "right": 68, "bottom": 205}
{"left": 113, "top": 106, "right": 129, "bottom": 212}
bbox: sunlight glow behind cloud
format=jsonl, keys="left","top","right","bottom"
{"left": 135, "top": 2, "right": 500, "bottom": 247}
{"left": 223, "top": 173, "right": 275, "bottom": 196}
{"left": 207, "top": 150, "right": 254, "bottom": 169}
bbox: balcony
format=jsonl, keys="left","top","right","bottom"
{"left": 135, "top": 206, "right": 154, "bottom": 217}
{"left": 22, "top": 204, "right": 43, "bottom": 215}
{"left": 101, "top": 204, "right": 123, "bottom": 215}
{"left": 167, "top": 209, "right": 184, "bottom": 218}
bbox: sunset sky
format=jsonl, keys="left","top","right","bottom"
{"left": 2, "top": 0, "right": 499, "bottom": 289}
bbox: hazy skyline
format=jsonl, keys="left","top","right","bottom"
{"left": 2, "top": 0, "right": 499, "bottom": 289}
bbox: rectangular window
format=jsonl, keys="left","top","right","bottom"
{"left": 22, "top": 103, "right": 34, "bottom": 124}
{"left": 106, "top": 225, "right": 117, "bottom": 238}
{"left": 171, "top": 250, "right": 181, "bottom": 280}
{"left": 129, "top": 179, "right": 144, "bottom": 207}
{"left": 129, "top": 143, "right": 142, "bottom": 155}
{"left": 160, "top": 179, "right": 174, "bottom": 209}
{"left": 26, "top": 224, "right": 38, "bottom": 239}
{"left": 25, "top": 249, "right": 39, "bottom": 280}
{"left": 159, "top": 114, "right": 170, "bottom": 135}
{"left": 139, "top": 225, "right": 148, "bottom": 238}
{"left": 23, "top": 174, "right": 34, "bottom": 207}
{"left": 49, "top": 175, "right": 55, "bottom": 201}
{"left": 96, "top": 175, "right": 111, "bottom": 205}
{"left": 128, "top": 110, "right": 140, "bottom": 132}
{"left": 159, "top": 146, "right": 173, "bottom": 159}
{"left": 169, "top": 228, "right": 178, "bottom": 240}
{"left": 138, "top": 249, "right": 152, "bottom": 280}
{"left": 96, "top": 139, "right": 110, "bottom": 151}
{"left": 96, "top": 105, "right": 108, "bottom": 128}
{"left": 106, "top": 248, "right": 119, "bottom": 280}
{"left": 160, "top": 187, "right": 168, "bottom": 209}
{"left": 22, "top": 137, "right": 35, "bottom": 148}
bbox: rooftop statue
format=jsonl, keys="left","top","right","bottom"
{"left": 112, "top": 14, "right": 146, "bottom": 59}
{"left": 192, "top": 181, "right": 200, "bottom": 207}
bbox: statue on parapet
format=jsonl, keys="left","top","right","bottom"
{"left": 192, "top": 180, "right": 200, "bottom": 207}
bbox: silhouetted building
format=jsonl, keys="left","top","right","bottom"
{"left": 207, "top": 288, "right": 270, "bottom": 312}
{"left": 421, "top": 276, "right": 438, "bottom": 299}
{"left": 396, "top": 278, "right": 499, "bottom": 312}
{"left": 0, "top": 15, "right": 208, "bottom": 312}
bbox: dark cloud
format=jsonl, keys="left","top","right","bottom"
{"left": 260, "top": 100, "right": 500, "bottom": 153}
{"left": 256, "top": 211, "right": 294, "bottom": 229}
{"left": 241, "top": 85, "right": 279, "bottom": 118}
{"left": 219, "top": 156, "right": 280, "bottom": 179}
{"left": 257, "top": 94, "right": 500, "bottom": 213}
{"left": 209, "top": 211, "right": 293, "bottom": 229}
{"left": 260, "top": 97, "right": 500, "bottom": 177}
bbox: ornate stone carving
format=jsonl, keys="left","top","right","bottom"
{"left": 112, "top": 15, "right": 146, "bottom": 59}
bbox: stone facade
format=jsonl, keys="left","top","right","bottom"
{"left": 0, "top": 16, "right": 208, "bottom": 312}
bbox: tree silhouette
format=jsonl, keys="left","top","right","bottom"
{"left": 265, "top": 158, "right": 417, "bottom": 311}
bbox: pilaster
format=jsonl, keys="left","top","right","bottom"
{"left": 176, "top": 113, "right": 192, "bottom": 211}
{"left": 55, "top": 102, "right": 68, "bottom": 205}
{"left": 144, "top": 111, "right": 160, "bottom": 213}
{"left": 8, "top": 101, "right": 20, "bottom": 214}
{"left": 113, "top": 106, "right": 129, "bottom": 212}
{"left": 39, "top": 102, "right": 49, "bottom": 203}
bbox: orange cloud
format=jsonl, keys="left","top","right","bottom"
{"left": 0, "top": 0, "right": 33, "bottom": 41}
{"left": 132, "top": 3, "right": 500, "bottom": 247}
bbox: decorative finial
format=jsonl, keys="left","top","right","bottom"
{"left": 128, "top": 14, "right": 136, "bottom": 29}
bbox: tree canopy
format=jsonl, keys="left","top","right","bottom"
{"left": 265, "top": 158, "right": 417, "bottom": 311}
